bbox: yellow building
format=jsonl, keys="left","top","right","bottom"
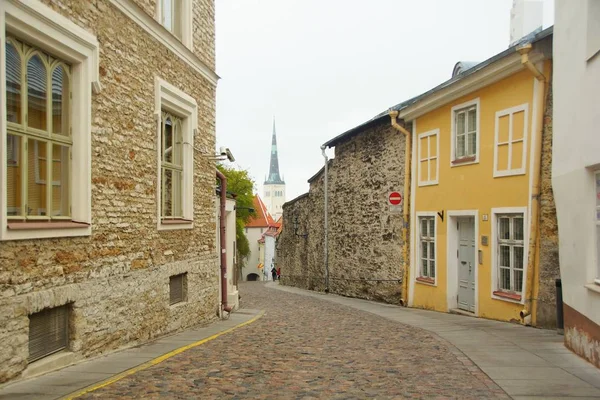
{"left": 394, "top": 29, "right": 554, "bottom": 325}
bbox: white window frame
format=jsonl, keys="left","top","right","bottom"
{"left": 416, "top": 212, "right": 437, "bottom": 285}
{"left": 417, "top": 129, "right": 439, "bottom": 186}
{"left": 491, "top": 207, "right": 528, "bottom": 303}
{"left": 156, "top": 0, "right": 193, "bottom": 49}
{"left": 493, "top": 104, "right": 529, "bottom": 177}
{"left": 450, "top": 98, "right": 480, "bottom": 167}
{"left": 0, "top": 0, "right": 99, "bottom": 241}
{"left": 155, "top": 77, "right": 196, "bottom": 231}
{"left": 594, "top": 172, "right": 600, "bottom": 285}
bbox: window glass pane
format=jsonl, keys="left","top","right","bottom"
{"left": 514, "top": 217, "right": 524, "bottom": 241}
{"left": 468, "top": 108, "right": 477, "bottom": 133}
{"left": 422, "top": 259, "right": 428, "bottom": 276}
{"left": 6, "top": 134, "right": 22, "bottom": 216}
{"left": 467, "top": 132, "right": 476, "bottom": 155}
{"left": 499, "top": 217, "right": 510, "bottom": 240}
{"left": 456, "top": 112, "right": 465, "bottom": 134}
{"left": 499, "top": 245, "right": 510, "bottom": 267}
{"left": 430, "top": 260, "right": 435, "bottom": 278}
{"left": 421, "top": 242, "right": 428, "bottom": 259}
{"left": 52, "top": 65, "right": 70, "bottom": 136}
{"left": 172, "top": 118, "right": 182, "bottom": 166}
{"left": 429, "top": 240, "right": 435, "bottom": 260}
{"left": 163, "top": 0, "right": 173, "bottom": 31}
{"left": 28, "top": 139, "right": 47, "bottom": 216}
{"left": 27, "top": 55, "right": 47, "bottom": 131}
{"left": 172, "top": 169, "right": 182, "bottom": 217}
{"left": 173, "top": 0, "right": 183, "bottom": 39}
{"left": 162, "top": 168, "right": 173, "bottom": 217}
{"left": 420, "top": 218, "right": 427, "bottom": 237}
{"left": 500, "top": 267, "right": 511, "bottom": 290}
{"left": 456, "top": 135, "right": 465, "bottom": 158}
{"left": 52, "top": 144, "right": 69, "bottom": 217}
{"left": 429, "top": 219, "right": 435, "bottom": 238}
{"left": 513, "top": 246, "right": 524, "bottom": 270}
{"left": 514, "top": 269, "right": 523, "bottom": 293}
{"left": 163, "top": 117, "right": 173, "bottom": 163}
{"left": 6, "top": 42, "right": 22, "bottom": 124}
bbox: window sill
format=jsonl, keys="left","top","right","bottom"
{"left": 7, "top": 221, "right": 90, "bottom": 230}
{"left": 161, "top": 219, "right": 193, "bottom": 225}
{"left": 418, "top": 181, "right": 439, "bottom": 187}
{"left": 493, "top": 290, "right": 522, "bottom": 302}
{"left": 451, "top": 156, "right": 477, "bottom": 166}
{"left": 416, "top": 276, "right": 436, "bottom": 286}
{"left": 584, "top": 283, "right": 600, "bottom": 295}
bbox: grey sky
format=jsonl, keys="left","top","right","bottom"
{"left": 215, "top": 0, "right": 554, "bottom": 202}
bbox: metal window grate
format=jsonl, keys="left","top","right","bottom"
{"left": 169, "top": 273, "right": 187, "bottom": 305}
{"left": 28, "top": 305, "right": 69, "bottom": 363}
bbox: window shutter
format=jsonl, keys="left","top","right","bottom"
{"left": 28, "top": 305, "right": 68, "bottom": 363}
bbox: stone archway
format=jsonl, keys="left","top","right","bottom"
{"left": 246, "top": 273, "right": 260, "bottom": 281}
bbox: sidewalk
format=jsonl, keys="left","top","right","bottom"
{"left": 0, "top": 309, "right": 263, "bottom": 400}
{"left": 269, "top": 282, "right": 600, "bottom": 400}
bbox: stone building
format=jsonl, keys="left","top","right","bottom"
{"left": 0, "top": 0, "right": 219, "bottom": 383}
{"left": 278, "top": 117, "right": 409, "bottom": 304}
{"left": 278, "top": 27, "right": 559, "bottom": 329}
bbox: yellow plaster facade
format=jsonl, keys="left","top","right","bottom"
{"left": 410, "top": 61, "right": 551, "bottom": 324}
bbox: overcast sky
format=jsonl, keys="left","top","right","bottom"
{"left": 215, "top": 0, "right": 554, "bottom": 202}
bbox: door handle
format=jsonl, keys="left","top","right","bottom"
{"left": 461, "top": 261, "right": 467, "bottom": 265}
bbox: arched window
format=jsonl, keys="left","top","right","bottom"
{"left": 6, "top": 37, "right": 72, "bottom": 219}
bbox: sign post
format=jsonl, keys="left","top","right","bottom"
{"left": 388, "top": 191, "right": 403, "bottom": 213}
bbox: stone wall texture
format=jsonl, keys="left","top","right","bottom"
{"left": 537, "top": 81, "right": 561, "bottom": 329}
{"left": 0, "top": 0, "right": 218, "bottom": 383}
{"left": 278, "top": 120, "right": 409, "bottom": 304}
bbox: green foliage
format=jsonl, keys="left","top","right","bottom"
{"left": 217, "top": 164, "right": 255, "bottom": 276}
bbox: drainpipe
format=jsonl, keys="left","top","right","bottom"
{"left": 516, "top": 43, "right": 547, "bottom": 324}
{"left": 216, "top": 170, "right": 233, "bottom": 314}
{"left": 320, "top": 145, "right": 330, "bottom": 293}
{"left": 389, "top": 111, "right": 411, "bottom": 307}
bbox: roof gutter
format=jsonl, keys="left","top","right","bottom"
{"left": 389, "top": 111, "right": 411, "bottom": 307}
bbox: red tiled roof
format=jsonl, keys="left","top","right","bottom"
{"left": 245, "top": 195, "right": 275, "bottom": 228}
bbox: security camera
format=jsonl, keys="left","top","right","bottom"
{"left": 225, "top": 148, "right": 235, "bottom": 162}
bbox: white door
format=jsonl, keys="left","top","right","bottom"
{"left": 457, "top": 217, "right": 476, "bottom": 312}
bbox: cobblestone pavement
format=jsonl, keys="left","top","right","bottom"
{"left": 78, "top": 282, "right": 509, "bottom": 399}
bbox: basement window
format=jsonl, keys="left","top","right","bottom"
{"left": 170, "top": 273, "right": 187, "bottom": 305}
{"left": 28, "top": 305, "right": 69, "bottom": 363}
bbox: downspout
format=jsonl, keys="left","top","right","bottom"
{"left": 216, "top": 170, "right": 233, "bottom": 314}
{"left": 389, "top": 111, "right": 411, "bottom": 307}
{"left": 517, "top": 43, "right": 547, "bottom": 324}
{"left": 320, "top": 145, "right": 330, "bottom": 293}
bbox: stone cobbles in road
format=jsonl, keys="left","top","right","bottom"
{"left": 78, "top": 282, "right": 509, "bottom": 399}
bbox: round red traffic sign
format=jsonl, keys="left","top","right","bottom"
{"left": 388, "top": 192, "right": 402, "bottom": 205}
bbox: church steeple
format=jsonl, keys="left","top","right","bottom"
{"left": 265, "top": 118, "right": 284, "bottom": 184}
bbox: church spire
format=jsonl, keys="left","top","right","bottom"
{"left": 265, "top": 117, "right": 284, "bottom": 184}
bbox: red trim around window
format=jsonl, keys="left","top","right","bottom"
{"left": 493, "top": 290, "right": 522, "bottom": 301}
{"left": 416, "top": 276, "right": 435, "bottom": 285}
{"left": 451, "top": 155, "right": 477, "bottom": 165}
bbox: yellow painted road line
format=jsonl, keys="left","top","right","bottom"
{"left": 61, "top": 311, "right": 265, "bottom": 400}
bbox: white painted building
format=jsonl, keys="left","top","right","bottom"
{"left": 553, "top": 0, "right": 600, "bottom": 368}
{"left": 216, "top": 197, "right": 239, "bottom": 312}
{"left": 244, "top": 195, "right": 275, "bottom": 281}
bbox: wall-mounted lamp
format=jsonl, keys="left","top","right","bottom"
{"left": 293, "top": 215, "right": 308, "bottom": 238}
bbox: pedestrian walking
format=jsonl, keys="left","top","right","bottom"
{"left": 276, "top": 267, "right": 281, "bottom": 280}
{"left": 271, "top": 267, "right": 277, "bottom": 281}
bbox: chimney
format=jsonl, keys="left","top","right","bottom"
{"left": 510, "top": 0, "right": 543, "bottom": 46}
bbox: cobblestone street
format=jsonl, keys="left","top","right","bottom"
{"left": 78, "top": 282, "right": 508, "bottom": 399}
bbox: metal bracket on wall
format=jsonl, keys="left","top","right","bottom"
{"left": 437, "top": 210, "right": 444, "bottom": 222}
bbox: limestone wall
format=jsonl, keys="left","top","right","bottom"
{"left": 279, "top": 120, "right": 408, "bottom": 303}
{"left": 0, "top": 0, "right": 218, "bottom": 383}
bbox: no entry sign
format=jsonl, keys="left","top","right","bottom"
{"left": 388, "top": 192, "right": 403, "bottom": 206}
{"left": 388, "top": 191, "right": 402, "bottom": 214}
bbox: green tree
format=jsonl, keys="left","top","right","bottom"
{"left": 217, "top": 164, "right": 255, "bottom": 280}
